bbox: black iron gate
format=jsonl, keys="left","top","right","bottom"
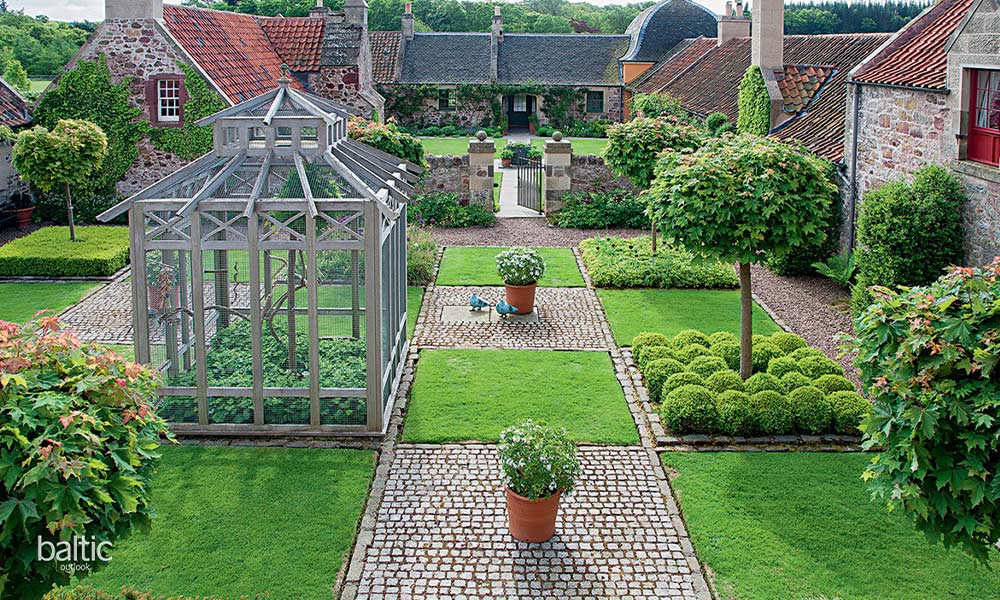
{"left": 516, "top": 158, "right": 543, "bottom": 213}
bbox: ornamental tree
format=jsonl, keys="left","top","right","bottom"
{"left": 648, "top": 134, "right": 838, "bottom": 378}
{"left": 12, "top": 119, "right": 108, "bottom": 241}
{"left": 852, "top": 261, "right": 1000, "bottom": 563}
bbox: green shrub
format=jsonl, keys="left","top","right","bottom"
{"left": 708, "top": 331, "right": 738, "bottom": 346}
{"left": 637, "top": 345, "right": 676, "bottom": 371}
{"left": 32, "top": 191, "right": 123, "bottom": 226}
{"left": 813, "top": 374, "right": 854, "bottom": 395}
{"left": 780, "top": 371, "right": 813, "bottom": 392}
{"left": 737, "top": 66, "right": 770, "bottom": 135}
{"left": 407, "top": 227, "right": 438, "bottom": 286}
{"left": 765, "top": 162, "right": 841, "bottom": 276}
{"left": 749, "top": 390, "right": 793, "bottom": 435}
{"left": 409, "top": 192, "right": 496, "bottom": 228}
{"left": 704, "top": 112, "right": 732, "bottom": 136}
{"left": 605, "top": 116, "right": 703, "bottom": 188}
{"left": 0, "top": 226, "right": 129, "bottom": 277}
{"left": 770, "top": 332, "right": 808, "bottom": 354}
{"left": 827, "top": 391, "right": 870, "bottom": 435}
{"left": 788, "top": 346, "right": 826, "bottom": 362}
{"left": 643, "top": 358, "right": 687, "bottom": 402}
{"left": 632, "top": 332, "right": 671, "bottom": 353}
{"left": 716, "top": 390, "right": 755, "bottom": 436}
{"left": 348, "top": 117, "right": 425, "bottom": 165}
{"left": 744, "top": 372, "right": 784, "bottom": 395}
{"left": 660, "top": 384, "right": 718, "bottom": 434}
{"left": 550, "top": 190, "right": 650, "bottom": 230}
{"left": 789, "top": 386, "right": 833, "bottom": 434}
{"left": 767, "top": 356, "right": 802, "bottom": 379}
{"left": 687, "top": 355, "right": 729, "bottom": 378}
{"left": 676, "top": 344, "right": 711, "bottom": 364}
{"left": 709, "top": 341, "right": 740, "bottom": 371}
{"left": 751, "top": 342, "right": 785, "bottom": 374}
{"left": 798, "top": 355, "right": 844, "bottom": 379}
{"left": 706, "top": 370, "right": 745, "bottom": 394}
{"left": 0, "top": 317, "right": 171, "bottom": 597}
{"left": 851, "top": 261, "right": 1000, "bottom": 560}
{"left": 579, "top": 236, "right": 739, "bottom": 289}
{"left": 629, "top": 92, "right": 696, "bottom": 123}
{"left": 673, "top": 329, "right": 711, "bottom": 348}
{"left": 661, "top": 372, "right": 704, "bottom": 398}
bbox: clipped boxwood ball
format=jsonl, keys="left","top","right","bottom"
{"left": 788, "top": 347, "right": 826, "bottom": 362}
{"left": 706, "top": 370, "right": 745, "bottom": 394}
{"left": 767, "top": 356, "right": 802, "bottom": 379}
{"left": 673, "top": 330, "right": 711, "bottom": 348}
{"left": 780, "top": 371, "right": 813, "bottom": 393}
{"left": 687, "top": 355, "right": 729, "bottom": 378}
{"left": 661, "top": 372, "right": 705, "bottom": 398}
{"left": 814, "top": 374, "right": 854, "bottom": 395}
{"left": 788, "top": 386, "right": 833, "bottom": 434}
{"left": 798, "top": 355, "right": 845, "bottom": 379}
{"left": 709, "top": 341, "right": 740, "bottom": 371}
{"left": 745, "top": 372, "right": 784, "bottom": 396}
{"left": 637, "top": 345, "right": 676, "bottom": 371}
{"left": 644, "top": 358, "right": 687, "bottom": 402}
{"left": 676, "top": 344, "right": 712, "bottom": 364}
{"left": 632, "top": 332, "right": 670, "bottom": 355}
{"left": 749, "top": 390, "right": 794, "bottom": 435}
{"left": 716, "top": 390, "right": 755, "bottom": 436}
{"left": 708, "top": 331, "right": 738, "bottom": 346}
{"left": 828, "top": 391, "right": 871, "bottom": 434}
{"left": 770, "top": 332, "right": 808, "bottom": 354}
{"left": 660, "top": 384, "right": 718, "bottom": 434}
{"left": 752, "top": 342, "right": 785, "bottom": 374}
{"left": 752, "top": 334, "right": 771, "bottom": 346}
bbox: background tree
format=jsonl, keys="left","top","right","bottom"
{"left": 647, "top": 134, "right": 837, "bottom": 378}
{"left": 12, "top": 119, "right": 108, "bottom": 241}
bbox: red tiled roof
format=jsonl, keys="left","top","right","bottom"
{"left": 852, "top": 0, "right": 972, "bottom": 90}
{"left": 162, "top": 5, "right": 305, "bottom": 103}
{"left": 0, "top": 78, "right": 31, "bottom": 128}
{"left": 633, "top": 36, "right": 716, "bottom": 93}
{"left": 371, "top": 30, "right": 401, "bottom": 84}
{"left": 260, "top": 16, "right": 324, "bottom": 72}
{"left": 775, "top": 64, "right": 834, "bottom": 113}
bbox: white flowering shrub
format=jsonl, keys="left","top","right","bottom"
{"left": 498, "top": 420, "right": 581, "bottom": 500}
{"left": 496, "top": 247, "right": 546, "bottom": 286}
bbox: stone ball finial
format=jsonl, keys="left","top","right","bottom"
{"left": 552, "top": 131, "right": 563, "bottom": 142}
{"left": 476, "top": 130, "right": 488, "bottom": 141}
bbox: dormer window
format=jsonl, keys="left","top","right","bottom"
{"left": 147, "top": 74, "right": 187, "bottom": 128}
{"left": 969, "top": 69, "right": 1000, "bottom": 167}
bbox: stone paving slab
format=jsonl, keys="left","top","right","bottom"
{"left": 415, "top": 286, "right": 613, "bottom": 351}
{"left": 440, "top": 305, "right": 540, "bottom": 324}
{"left": 356, "top": 444, "right": 704, "bottom": 599}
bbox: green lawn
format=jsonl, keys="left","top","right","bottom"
{"left": 407, "top": 286, "right": 423, "bottom": 339}
{"left": 598, "top": 289, "right": 781, "bottom": 346}
{"left": 29, "top": 79, "right": 51, "bottom": 93}
{"left": 436, "top": 247, "right": 584, "bottom": 287}
{"left": 0, "top": 282, "right": 98, "bottom": 323}
{"left": 493, "top": 171, "right": 502, "bottom": 211}
{"left": 663, "top": 452, "right": 1000, "bottom": 599}
{"left": 81, "top": 445, "right": 374, "bottom": 600}
{"left": 403, "top": 349, "right": 639, "bottom": 444}
{"left": 418, "top": 137, "right": 607, "bottom": 157}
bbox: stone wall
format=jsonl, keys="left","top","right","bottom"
{"left": 0, "top": 141, "right": 27, "bottom": 203}
{"left": 553, "top": 86, "right": 625, "bottom": 125}
{"left": 417, "top": 155, "right": 469, "bottom": 197}
{"left": 382, "top": 86, "right": 493, "bottom": 129}
{"left": 569, "top": 154, "right": 635, "bottom": 195}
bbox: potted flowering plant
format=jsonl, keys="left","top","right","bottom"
{"left": 7, "top": 191, "right": 34, "bottom": 228}
{"left": 498, "top": 420, "right": 581, "bottom": 543}
{"left": 496, "top": 247, "right": 545, "bottom": 314}
{"left": 500, "top": 147, "right": 514, "bottom": 168}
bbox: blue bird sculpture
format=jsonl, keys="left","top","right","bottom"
{"left": 469, "top": 293, "right": 493, "bottom": 312}
{"left": 495, "top": 299, "right": 520, "bottom": 319}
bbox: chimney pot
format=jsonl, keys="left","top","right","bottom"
{"left": 405, "top": 2, "right": 412, "bottom": 13}
{"left": 735, "top": 1, "right": 744, "bottom": 17}
{"left": 726, "top": 1, "right": 733, "bottom": 16}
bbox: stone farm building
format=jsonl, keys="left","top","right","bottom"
{"left": 0, "top": 77, "right": 31, "bottom": 204}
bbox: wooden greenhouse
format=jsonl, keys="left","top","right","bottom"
{"left": 98, "top": 77, "right": 420, "bottom": 436}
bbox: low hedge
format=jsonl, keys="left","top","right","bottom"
{"left": 549, "top": 189, "right": 650, "bottom": 229}
{"left": 637, "top": 329, "right": 869, "bottom": 436}
{"left": 579, "top": 236, "right": 738, "bottom": 289}
{"left": 0, "top": 226, "right": 130, "bottom": 277}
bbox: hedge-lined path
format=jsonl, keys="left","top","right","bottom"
{"left": 427, "top": 217, "right": 645, "bottom": 247}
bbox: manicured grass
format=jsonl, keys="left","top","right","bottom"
{"left": 81, "top": 445, "right": 375, "bottom": 600}
{"left": 407, "top": 286, "right": 423, "bottom": 339}
{"left": 598, "top": 289, "right": 780, "bottom": 346}
{"left": 403, "top": 349, "right": 639, "bottom": 444}
{"left": 663, "top": 452, "right": 1000, "bottom": 599}
{"left": 436, "top": 246, "right": 584, "bottom": 287}
{"left": 493, "top": 171, "right": 502, "bottom": 211}
{"left": 29, "top": 79, "right": 51, "bottom": 93}
{"left": 0, "top": 282, "right": 98, "bottom": 323}
{"left": 0, "top": 226, "right": 130, "bottom": 277}
{"left": 561, "top": 137, "right": 607, "bottom": 155}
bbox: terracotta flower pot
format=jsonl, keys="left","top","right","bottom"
{"left": 506, "top": 488, "right": 562, "bottom": 543}
{"left": 504, "top": 282, "right": 537, "bottom": 315}
{"left": 501, "top": 158, "right": 512, "bottom": 168}
{"left": 11, "top": 207, "right": 33, "bottom": 228}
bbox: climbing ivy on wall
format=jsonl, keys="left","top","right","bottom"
{"left": 736, "top": 66, "right": 771, "bottom": 135}
{"left": 378, "top": 84, "right": 440, "bottom": 121}
{"left": 149, "top": 63, "right": 228, "bottom": 160}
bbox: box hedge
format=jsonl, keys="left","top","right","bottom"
{"left": 0, "top": 226, "right": 129, "bottom": 277}
{"left": 579, "top": 236, "right": 738, "bottom": 289}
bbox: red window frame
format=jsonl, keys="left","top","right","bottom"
{"left": 968, "top": 69, "right": 1000, "bottom": 167}
{"left": 145, "top": 74, "right": 188, "bottom": 128}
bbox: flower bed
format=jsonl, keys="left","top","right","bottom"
{"left": 633, "top": 330, "right": 870, "bottom": 436}
{"left": 408, "top": 193, "right": 496, "bottom": 228}
{"left": 0, "top": 226, "right": 129, "bottom": 277}
{"left": 579, "top": 236, "right": 738, "bottom": 289}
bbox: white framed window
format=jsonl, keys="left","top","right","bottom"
{"left": 157, "top": 79, "right": 181, "bottom": 123}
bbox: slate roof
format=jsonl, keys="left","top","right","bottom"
{"left": 163, "top": 5, "right": 306, "bottom": 103}
{"left": 259, "top": 16, "right": 324, "bottom": 72}
{"left": 498, "top": 35, "right": 629, "bottom": 85}
{"left": 370, "top": 31, "right": 401, "bottom": 84}
{"left": 399, "top": 33, "right": 492, "bottom": 84}
{"left": 632, "top": 36, "right": 716, "bottom": 92}
{"left": 654, "top": 33, "right": 890, "bottom": 161}
{"left": 0, "top": 77, "right": 31, "bottom": 129}
{"left": 622, "top": 0, "right": 718, "bottom": 63}
{"left": 851, "top": 0, "right": 972, "bottom": 90}
{"left": 775, "top": 64, "right": 834, "bottom": 113}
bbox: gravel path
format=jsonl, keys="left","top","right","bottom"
{"left": 750, "top": 263, "right": 861, "bottom": 385}
{"left": 428, "top": 217, "right": 645, "bottom": 247}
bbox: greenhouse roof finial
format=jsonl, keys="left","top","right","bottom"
{"left": 278, "top": 64, "right": 292, "bottom": 88}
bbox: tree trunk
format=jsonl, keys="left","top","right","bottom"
{"left": 651, "top": 222, "right": 657, "bottom": 254}
{"left": 64, "top": 182, "right": 76, "bottom": 242}
{"left": 739, "top": 262, "right": 753, "bottom": 380}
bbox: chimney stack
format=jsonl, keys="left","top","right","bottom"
{"left": 310, "top": 0, "right": 328, "bottom": 17}
{"left": 106, "top": 0, "right": 163, "bottom": 20}
{"left": 491, "top": 6, "right": 504, "bottom": 41}
{"left": 402, "top": 2, "right": 414, "bottom": 41}
{"left": 345, "top": 0, "right": 368, "bottom": 27}
{"left": 717, "top": 0, "right": 750, "bottom": 47}
{"left": 752, "top": 0, "right": 784, "bottom": 73}
{"left": 490, "top": 6, "right": 503, "bottom": 82}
